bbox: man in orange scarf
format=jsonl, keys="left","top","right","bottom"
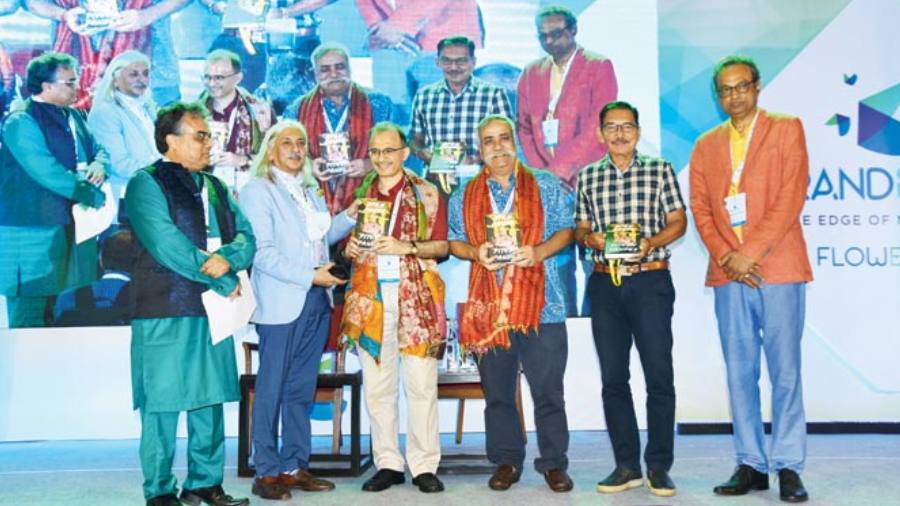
{"left": 448, "top": 115, "right": 574, "bottom": 493}
{"left": 341, "top": 122, "right": 448, "bottom": 494}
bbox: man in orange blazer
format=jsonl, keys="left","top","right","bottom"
{"left": 689, "top": 56, "right": 812, "bottom": 504}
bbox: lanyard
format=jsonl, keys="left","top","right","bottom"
{"left": 386, "top": 179, "right": 405, "bottom": 237}
{"left": 68, "top": 114, "right": 82, "bottom": 163}
{"left": 322, "top": 92, "right": 350, "bottom": 133}
{"left": 488, "top": 182, "right": 515, "bottom": 215}
{"left": 199, "top": 176, "right": 210, "bottom": 230}
{"left": 729, "top": 110, "right": 759, "bottom": 191}
{"left": 547, "top": 51, "right": 576, "bottom": 117}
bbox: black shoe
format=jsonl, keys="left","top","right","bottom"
{"left": 646, "top": 469, "right": 676, "bottom": 497}
{"left": 362, "top": 469, "right": 406, "bottom": 492}
{"left": 147, "top": 494, "right": 183, "bottom": 506}
{"left": 596, "top": 466, "right": 643, "bottom": 493}
{"left": 778, "top": 469, "right": 809, "bottom": 503}
{"left": 412, "top": 472, "right": 445, "bottom": 493}
{"left": 713, "top": 464, "right": 769, "bottom": 495}
{"left": 179, "top": 485, "right": 249, "bottom": 506}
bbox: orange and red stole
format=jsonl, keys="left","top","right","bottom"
{"left": 460, "top": 162, "right": 545, "bottom": 355}
{"left": 340, "top": 171, "right": 447, "bottom": 361}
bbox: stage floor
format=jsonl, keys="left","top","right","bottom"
{"left": 1, "top": 431, "right": 897, "bottom": 505}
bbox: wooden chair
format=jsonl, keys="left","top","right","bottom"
{"left": 437, "top": 304, "right": 527, "bottom": 444}
{"left": 242, "top": 304, "right": 347, "bottom": 454}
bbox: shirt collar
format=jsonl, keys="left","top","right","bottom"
{"left": 600, "top": 150, "right": 642, "bottom": 172}
{"left": 441, "top": 77, "right": 475, "bottom": 96}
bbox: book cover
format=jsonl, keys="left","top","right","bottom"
{"left": 320, "top": 132, "right": 350, "bottom": 177}
{"left": 355, "top": 199, "right": 391, "bottom": 250}
{"left": 486, "top": 213, "right": 520, "bottom": 264}
{"left": 428, "top": 141, "right": 465, "bottom": 175}
{"left": 603, "top": 223, "right": 642, "bottom": 259}
{"left": 83, "top": 0, "right": 118, "bottom": 30}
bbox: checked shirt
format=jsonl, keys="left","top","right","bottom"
{"left": 410, "top": 77, "right": 513, "bottom": 157}
{"left": 576, "top": 151, "right": 685, "bottom": 263}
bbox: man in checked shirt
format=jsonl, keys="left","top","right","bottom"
{"left": 574, "top": 101, "right": 686, "bottom": 498}
{"left": 409, "top": 35, "right": 512, "bottom": 197}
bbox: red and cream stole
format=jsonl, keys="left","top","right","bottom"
{"left": 460, "top": 162, "right": 545, "bottom": 355}
{"left": 340, "top": 171, "right": 447, "bottom": 361}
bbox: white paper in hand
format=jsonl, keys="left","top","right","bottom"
{"left": 202, "top": 270, "right": 256, "bottom": 346}
{"left": 73, "top": 182, "right": 116, "bottom": 244}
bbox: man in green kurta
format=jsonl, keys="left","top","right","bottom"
{"left": 125, "top": 102, "right": 255, "bottom": 506}
{"left": 0, "top": 52, "right": 107, "bottom": 327}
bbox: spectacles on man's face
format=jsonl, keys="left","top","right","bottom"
{"left": 53, "top": 78, "right": 79, "bottom": 88}
{"left": 202, "top": 73, "right": 238, "bottom": 84}
{"left": 177, "top": 130, "right": 212, "bottom": 143}
{"left": 717, "top": 80, "right": 757, "bottom": 98}
{"left": 601, "top": 123, "right": 638, "bottom": 135}
{"left": 438, "top": 56, "right": 472, "bottom": 68}
{"left": 538, "top": 27, "right": 571, "bottom": 41}
{"left": 368, "top": 146, "right": 405, "bottom": 158}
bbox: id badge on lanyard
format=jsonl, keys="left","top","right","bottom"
{"left": 376, "top": 185, "right": 404, "bottom": 283}
{"left": 542, "top": 54, "right": 574, "bottom": 148}
{"left": 201, "top": 179, "right": 223, "bottom": 251}
{"left": 725, "top": 193, "right": 747, "bottom": 227}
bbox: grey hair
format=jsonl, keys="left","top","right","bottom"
{"left": 311, "top": 42, "right": 351, "bottom": 68}
{"left": 250, "top": 119, "right": 318, "bottom": 187}
{"left": 93, "top": 50, "right": 153, "bottom": 106}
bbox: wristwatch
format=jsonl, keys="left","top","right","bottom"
{"left": 409, "top": 241, "right": 418, "bottom": 256}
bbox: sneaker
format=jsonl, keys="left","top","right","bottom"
{"left": 596, "top": 466, "right": 643, "bottom": 493}
{"left": 646, "top": 469, "right": 676, "bottom": 497}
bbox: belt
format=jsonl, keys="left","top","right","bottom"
{"left": 594, "top": 260, "right": 668, "bottom": 276}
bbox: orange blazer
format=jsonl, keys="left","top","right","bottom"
{"left": 689, "top": 109, "right": 813, "bottom": 287}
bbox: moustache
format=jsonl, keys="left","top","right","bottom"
{"left": 321, "top": 77, "right": 351, "bottom": 86}
{"left": 485, "top": 150, "right": 515, "bottom": 162}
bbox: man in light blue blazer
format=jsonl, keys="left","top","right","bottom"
{"left": 88, "top": 50, "right": 161, "bottom": 203}
{"left": 239, "top": 119, "right": 358, "bottom": 501}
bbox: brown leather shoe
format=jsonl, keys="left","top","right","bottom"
{"left": 279, "top": 469, "right": 336, "bottom": 491}
{"left": 488, "top": 464, "right": 520, "bottom": 491}
{"left": 252, "top": 476, "right": 291, "bottom": 500}
{"left": 544, "top": 468, "right": 574, "bottom": 492}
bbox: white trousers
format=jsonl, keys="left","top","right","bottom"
{"left": 359, "top": 282, "right": 440, "bottom": 476}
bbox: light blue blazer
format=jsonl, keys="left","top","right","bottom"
{"left": 239, "top": 176, "right": 355, "bottom": 325}
{"left": 87, "top": 97, "right": 160, "bottom": 196}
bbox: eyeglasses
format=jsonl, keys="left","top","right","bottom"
{"left": 538, "top": 27, "right": 570, "bottom": 41}
{"left": 601, "top": 123, "right": 638, "bottom": 135}
{"left": 53, "top": 78, "right": 79, "bottom": 88}
{"left": 717, "top": 80, "right": 757, "bottom": 98}
{"left": 367, "top": 146, "right": 405, "bottom": 157}
{"left": 177, "top": 130, "right": 212, "bottom": 143}
{"left": 202, "top": 73, "right": 238, "bottom": 84}
{"left": 438, "top": 56, "right": 472, "bottom": 67}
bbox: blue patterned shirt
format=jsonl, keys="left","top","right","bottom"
{"left": 448, "top": 168, "right": 574, "bottom": 323}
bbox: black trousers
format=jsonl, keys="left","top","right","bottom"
{"left": 588, "top": 270, "right": 676, "bottom": 472}
{"left": 477, "top": 323, "right": 570, "bottom": 473}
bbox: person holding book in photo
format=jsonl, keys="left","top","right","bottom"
{"left": 340, "top": 122, "right": 449, "bottom": 494}
{"left": 238, "top": 120, "right": 358, "bottom": 501}
{"left": 290, "top": 42, "right": 392, "bottom": 215}
{"left": 448, "top": 114, "right": 574, "bottom": 493}
{"left": 409, "top": 35, "right": 513, "bottom": 197}
{"left": 690, "top": 56, "right": 812, "bottom": 503}
{"left": 574, "top": 101, "right": 686, "bottom": 498}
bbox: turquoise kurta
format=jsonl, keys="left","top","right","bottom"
{"left": 126, "top": 169, "right": 255, "bottom": 413}
{"left": 0, "top": 104, "right": 108, "bottom": 298}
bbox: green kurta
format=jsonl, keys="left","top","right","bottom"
{"left": 126, "top": 169, "right": 255, "bottom": 413}
{"left": 0, "top": 105, "right": 108, "bottom": 298}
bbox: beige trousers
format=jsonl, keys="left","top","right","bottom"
{"left": 359, "top": 282, "right": 440, "bottom": 476}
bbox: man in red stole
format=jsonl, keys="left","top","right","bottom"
{"left": 296, "top": 43, "right": 383, "bottom": 214}
{"left": 341, "top": 122, "right": 449, "bottom": 494}
{"left": 448, "top": 115, "right": 575, "bottom": 493}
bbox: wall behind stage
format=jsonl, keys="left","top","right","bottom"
{"left": 660, "top": 0, "right": 900, "bottom": 423}
{"left": 1, "top": 0, "right": 899, "bottom": 441}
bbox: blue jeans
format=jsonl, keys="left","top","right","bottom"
{"left": 588, "top": 270, "right": 676, "bottom": 472}
{"left": 477, "top": 323, "right": 569, "bottom": 473}
{"left": 714, "top": 282, "right": 807, "bottom": 473}
{"left": 251, "top": 287, "right": 330, "bottom": 477}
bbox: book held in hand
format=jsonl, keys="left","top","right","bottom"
{"left": 486, "top": 213, "right": 520, "bottom": 264}
{"left": 428, "top": 141, "right": 465, "bottom": 175}
{"left": 320, "top": 132, "right": 351, "bottom": 177}
{"left": 82, "top": 0, "right": 118, "bottom": 31}
{"left": 603, "top": 223, "right": 642, "bottom": 259}
{"left": 355, "top": 199, "right": 392, "bottom": 250}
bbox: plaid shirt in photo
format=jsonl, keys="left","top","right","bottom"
{"left": 410, "top": 77, "right": 513, "bottom": 157}
{"left": 576, "top": 151, "right": 685, "bottom": 264}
